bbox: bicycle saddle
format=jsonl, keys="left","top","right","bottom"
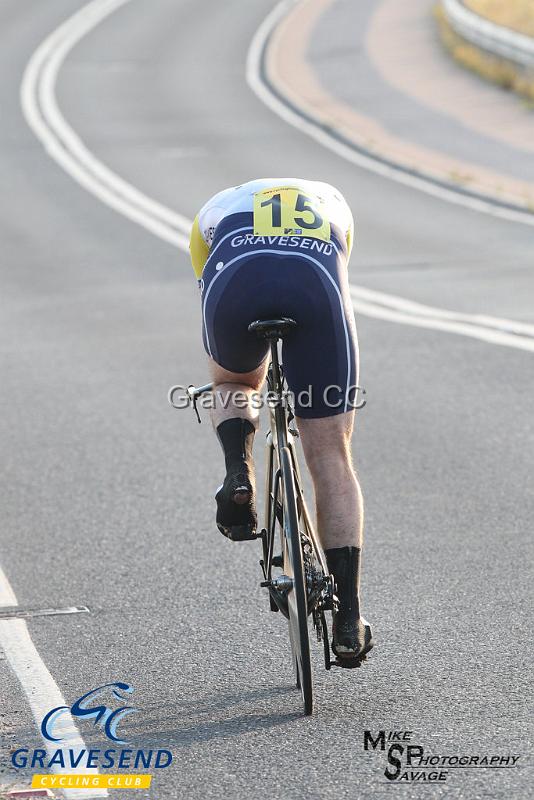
{"left": 248, "top": 318, "right": 297, "bottom": 339}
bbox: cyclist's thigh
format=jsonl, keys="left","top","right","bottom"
{"left": 207, "top": 357, "right": 268, "bottom": 391}
{"left": 200, "top": 235, "right": 358, "bottom": 411}
{"left": 201, "top": 249, "right": 269, "bottom": 374}
{"left": 280, "top": 251, "right": 358, "bottom": 419}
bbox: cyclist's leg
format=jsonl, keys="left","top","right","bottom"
{"left": 201, "top": 251, "right": 272, "bottom": 539}
{"left": 278, "top": 253, "right": 363, "bottom": 551}
{"left": 208, "top": 357, "right": 268, "bottom": 429}
{"left": 207, "top": 358, "right": 269, "bottom": 540}
{"left": 296, "top": 410, "right": 363, "bottom": 551}
{"left": 279, "top": 250, "right": 373, "bottom": 660}
{"left": 298, "top": 414, "right": 372, "bottom": 660}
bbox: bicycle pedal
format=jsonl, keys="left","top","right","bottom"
{"left": 218, "top": 523, "right": 259, "bottom": 542}
{"left": 332, "top": 659, "right": 361, "bottom": 669}
{"left": 331, "top": 653, "right": 369, "bottom": 669}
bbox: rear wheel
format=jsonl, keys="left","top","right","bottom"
{"left": 280, "top": 446, "right": 313, "bottom": 715}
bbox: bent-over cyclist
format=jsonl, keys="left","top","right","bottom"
{"left": 188, "top": 178, "right": 373, "bottom": 664}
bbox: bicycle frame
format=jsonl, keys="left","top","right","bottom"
{"left": 260, "top": 338, "right": 332, "bottom": 623}
{"left": 260, "top": 339, "right": 334, "bottom": 670}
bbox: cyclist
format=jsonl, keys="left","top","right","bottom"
{"left": 189, "top": 178, "right": 373, "bottom": 665}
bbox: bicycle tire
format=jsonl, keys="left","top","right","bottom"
{"left": 280, "top": 446, "right": 313, "bottom": 715}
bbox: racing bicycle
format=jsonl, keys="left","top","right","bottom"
{"left": 187, "top": 318, "right": 362, "bottom": 715}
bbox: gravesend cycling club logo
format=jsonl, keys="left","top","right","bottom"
{"left": 11, "top": 682, "right": 173, "bottom": 791}
{"left": 41, "top": 681, "right": 137, "bottom": 744}
{"left": 363, "top": 730, "right": 520, "bottom": 784}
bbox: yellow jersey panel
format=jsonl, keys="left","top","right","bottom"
{"left": 189, "top": 214, "right": 210, "bottom": 279}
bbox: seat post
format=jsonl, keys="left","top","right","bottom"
{"left": 247, "top": 318, "right": 297, "bottom": 450}
{"left": 269, "top": 335, "right": 282, "bottom": 392}
{"left": 267, "top": 335, "right": 289, "bottom": 450}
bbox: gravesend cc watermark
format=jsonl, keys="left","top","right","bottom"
{"left": 168, "top": 383, "right": 367, "bottom": 412}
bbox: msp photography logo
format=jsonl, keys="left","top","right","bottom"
{"left": 363, "top": 730, "right": 521, "bottom": 784}
{"left": 11, "top": 681, "right": 173, "bottom": 791}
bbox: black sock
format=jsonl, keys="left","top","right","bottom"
{"left": 216, "top": 418, "right": 255, "bottom": 471}
{"left": 324, "top": 546, "right": 362, "bottom": 617}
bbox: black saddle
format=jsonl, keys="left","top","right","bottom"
{"left": 248, "top": 318, "right": 297, "bottom": 340}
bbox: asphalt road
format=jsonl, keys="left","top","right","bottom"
{"left": 1, "top": 1, "right": 533, "bottom": 799}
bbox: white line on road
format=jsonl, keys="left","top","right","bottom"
{"left": 0, "top": 567, "right": 107, "bottom": 800}
{"left": 19, "top": 0, "right": 534, "bottom": 355}
{"left": 21, "top": 0, "right": 189, "bottom": 249}
{"left": 351, "top": 285, "right": 534, "bottom": 337}
{"left": 0, "top": 564, "right": 18, "bottom": 607}
{"left": 352, "top": 292, "right": 534, "bottom": 352}
{"left": 350, "top": 286, "right": 534, "bottom": 351}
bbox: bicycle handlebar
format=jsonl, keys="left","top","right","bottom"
{"left": 186, "top": 382, "right": 213, "bottom": 401}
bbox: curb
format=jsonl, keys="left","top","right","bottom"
{"left": 439, "top": 1, "right": 534, "bottom": 101}
{"left": 442, "top": 0, "right": 534, "bottom": 67}
{"left": 255, "top": 0, "right": 534, "bottom": 220}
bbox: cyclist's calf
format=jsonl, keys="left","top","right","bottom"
{"left": 297, "top": 411, "right": 363, "bottom": 550}
{"left": 208, "top": 357, "right": 268, "bottom": 429}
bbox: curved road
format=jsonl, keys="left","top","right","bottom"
{"left": 1, "top": 1, "right": 532, "bottom": 798}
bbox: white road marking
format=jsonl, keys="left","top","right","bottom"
{"left": 0, "top": 564, "right": 18, "bottom": 607}
{"left": 351, "top": 285, "right": 534, "bottom": 351}
{"left": 352, "top": 292, "right": 534, "bottom": 352}
{"left": 246, "top": 0, "right": 534, "bottom": 229}
{"left": 21, "top": 0, "right": 189, "bottom": 249}
{"left": 351, "top": 285, "right": 534, "bottom": 338}
{"left": 0, "top": 568, "right": 107, "bottom": 799}
{"left": 20, "top": 0, "right": 534, "bottom": 356}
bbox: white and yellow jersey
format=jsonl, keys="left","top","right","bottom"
{"left": 189, "top": 178, "right": 354, "bottom": 278}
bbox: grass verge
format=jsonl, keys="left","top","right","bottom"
{"left": 465, "top": 0, "right": 534, "bottom": 38}
{"left": 435, "top": 3, "right": 534, "bottom": 102}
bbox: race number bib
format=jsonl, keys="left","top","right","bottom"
{"left": 253, "top": 187, "right": 331, "bottom": 243}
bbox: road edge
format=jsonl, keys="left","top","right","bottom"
{"left": 257, "top": 0, "right": 534, "bottom": 220}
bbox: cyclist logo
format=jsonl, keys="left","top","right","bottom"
{"left": 41, "top": 682, "right": 138, "bottom": 745}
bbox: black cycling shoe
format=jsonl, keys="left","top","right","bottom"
{"left": 215, "top": 418, "right": 257, "bottom": 541}
{"left": 331, "top": 615, "right": 374, "bottom": 666}
{"left": 215, "top": 467, "right": 257, "bottom": 541}
{"left": 325, "top": 545, "right": 374, "bottom": 666}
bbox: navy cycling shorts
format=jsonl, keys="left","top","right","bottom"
{"left": 199, "top": 213, "right": 359, "bottom": 419}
